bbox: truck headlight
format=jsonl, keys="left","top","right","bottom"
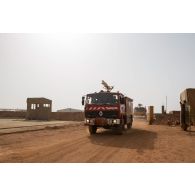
{"left": 113, "top": 120, "right": 117, "bottom": 124}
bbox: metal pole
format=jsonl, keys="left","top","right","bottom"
{"left": 166, "top": 96, "right": 167, "bottom": 113}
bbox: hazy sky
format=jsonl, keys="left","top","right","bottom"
{"left": 0, "top": 33, "right": 195, "bottom": 112}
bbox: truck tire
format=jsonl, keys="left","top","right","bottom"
{"left": 89, "top": 126, "right": 97, "bottom": 135}
{"left": 127, "top": 116, "right": 133, "bottom": 129}
{"left": 116, "top": 123, "right": 125, "bottom": 135}
{"left": 181, "top": 123, "right": 188, "bottom": 131}
{"left": 127, "top": 123, "right": 132, "bottom": 129}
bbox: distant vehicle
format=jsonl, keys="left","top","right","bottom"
{"left": 82, "top": 81, "right": 133, "bottom": 135}
{"left": 180, "top": 88, "right": 195, "bottom": 131}
{"left": 134, "top": 104, "right": 146, "bottom": 117}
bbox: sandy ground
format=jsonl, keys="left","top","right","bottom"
{"left": 0, "top": 119, "right": 78, "bottom": 129}
{"left": 0, "top": 119, "right": 81, "bottom": 134}
{"left": 0, "top": 119, "right": 195, "bottom": 163}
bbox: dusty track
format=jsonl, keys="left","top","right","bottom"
{"left": 0, "top": 119, "right": 195, "bottom": 162}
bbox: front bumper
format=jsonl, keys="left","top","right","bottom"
{"left": 85, "top": 118, "right": 120, "bottom": 126}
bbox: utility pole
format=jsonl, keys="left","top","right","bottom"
{"left": 166, "top": 96, "right": 168, "bottom": 114}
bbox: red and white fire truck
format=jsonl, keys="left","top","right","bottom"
{"left": 82, "top": 81, "right": 133, "bottom": 135}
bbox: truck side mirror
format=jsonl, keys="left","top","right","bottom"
{"left": 82, "top": 96, "right": 85, "bottom": 106}
{"left": 120, "top": 97, "right": 125, "bottom": 104}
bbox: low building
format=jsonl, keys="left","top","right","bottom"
{"left": 26, "top": 98, "right": 52, "bottom": 120}
{"left": 57, "top": 108, "right": 83, "bottom": 112}
{"left": 169, "top": 111, "right": 180, "bottom": 116}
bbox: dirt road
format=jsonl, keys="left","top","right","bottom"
{"left": 0, "top": 119, "right": 195, "bottom": 163}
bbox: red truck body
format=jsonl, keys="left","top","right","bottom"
{"left": 82, "top": 91, "right": 133, "bottom": 135}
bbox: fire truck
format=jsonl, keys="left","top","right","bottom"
{"left": 82, "top": 81, "right": 133, "bottom": 135}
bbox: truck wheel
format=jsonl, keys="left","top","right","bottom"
{"left": 89, "top": 126, "right": 97, "bottom": 135}
{"left": 127, "top": 123, "right": 132, "bottom": 129}
{"left": 116, "top": 123, "right": 124, "bottom": 135}
{"left": 181, "top": 123, "right": 188, "bottom": 131}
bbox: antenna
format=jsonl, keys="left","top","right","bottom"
{"left": 101, "top": 80, "right": 114, "bottom": 92}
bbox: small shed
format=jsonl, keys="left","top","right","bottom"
{"left": 26, "top": 97, "right": 52, "bottom": 120}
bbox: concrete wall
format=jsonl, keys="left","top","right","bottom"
{"left": 154, "top": 113, "right": 180, "bottom": 125}
{"left": 51, "top": 112, "right": 84, "bottom": 121}
{"left": 0, "top": 111, "right": 26, "bottom": 118}
{"left": 0, "top": 111, "right": 84, "bottom": 121}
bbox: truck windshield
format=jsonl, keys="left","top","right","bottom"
{"left": 86, "top": 93, "right": 119, "bottom": 105}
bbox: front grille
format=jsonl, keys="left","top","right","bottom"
{"left": 85, "top": 110, "right": 118, "bottom": 119}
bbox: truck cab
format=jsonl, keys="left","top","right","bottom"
{"left": 82, "top": 91, "right": 133, "bottom": 135}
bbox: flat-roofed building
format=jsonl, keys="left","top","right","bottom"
{"left": 26, "top": 97, "right": 52, "bottom": 120}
